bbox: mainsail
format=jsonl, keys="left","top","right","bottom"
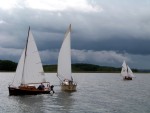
{"left": 121, "top": 61, "right": 128, "bottom": 77}
{"left": 12, "top": 27, "right": 45, "bottom": 87}
{"left": 57, "top": 24, "right": 72, "bottom": 81}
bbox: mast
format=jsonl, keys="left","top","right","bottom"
{"left": 21, "top": 26, "right": 30, "bottom": 85}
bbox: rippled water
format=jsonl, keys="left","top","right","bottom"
{"left": 0, "top": 73, "right": 150, "bottom": 113}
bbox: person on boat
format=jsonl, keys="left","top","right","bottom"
{"left": 63, "top": 79, "right": 69, "bottom": 85}
{"left": 50, "top": 85, "right": 55, "bottom": 93}
{"left": 69, "top": 80, "right": 73, "bottom": 85}
{"left": 38, "top": 83, "right": 45, "bottom": 90}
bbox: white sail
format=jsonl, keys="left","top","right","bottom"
{"left": 121, "top": 60, "right": 135, "bottom": 78}
{"left": 121, "top": 61, "right": 128, "bottom": 77}
{"left": 12, "top": 27, "right": 45, "bottom": 86}
{"left": 57, "top": 24, "right": 72, "bottom": 81}
{"left": 127, "top": 66, "right": 135, "bottom": 78}
{"left": 12, "top": 49, "right": 25, "bottom": 87}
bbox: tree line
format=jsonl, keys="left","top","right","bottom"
{"left": 0, "top": 60, "right": 140, "bottom": 73}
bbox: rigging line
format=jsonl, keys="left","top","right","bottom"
{"left": 56, "top": 73, "right": 63, "bottom": 82}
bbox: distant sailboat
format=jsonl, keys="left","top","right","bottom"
{"left": 8, "top": 27, "right": 51, "bottom": 96}
{"left": 57, "top": 24, "right": 77, "bottom": 91}
{"left": 121, "top": 61, "right": 135, "bottom": 80}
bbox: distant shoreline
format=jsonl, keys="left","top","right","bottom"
{"left": 0, "top": 60, "right": 150, "bottom": 73}
{"left": 0, "top": 70, "right": 121, "bottom": 73}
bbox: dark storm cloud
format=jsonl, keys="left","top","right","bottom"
{"left": 0, "top": 4, "right": 150, "bottom": 55}
{"left": 0, "top": 0, "right": 150, "bottom": 69}
{"left": 71, "top": 36, "right": 150, "bottom": 55}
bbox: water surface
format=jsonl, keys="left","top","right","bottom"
{"left": 0, "top": 73, "right": 150, "bottom": 113}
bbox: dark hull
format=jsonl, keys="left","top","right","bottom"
{"left": 8, "top": 87, "right": 50, "bottom": 96}
{"left": 123, "top": 77, "right": 132, "bottom": 80}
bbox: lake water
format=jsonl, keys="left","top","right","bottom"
{"left": 0, "top": 73, "right": 150, "bottom": 113}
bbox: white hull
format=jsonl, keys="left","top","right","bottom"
{"left": 61, "top": 84, "right": 77, "bottom": 91}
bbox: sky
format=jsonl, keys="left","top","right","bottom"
{"left": 0, "top": 0, "right": 150, "bottom": 69}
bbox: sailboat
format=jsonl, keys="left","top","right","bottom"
{"left": 57, "top": 24, "right": 77, "bottom": 91}
{"left": 121, "top": 61, "right": 135, "bottom": 80}
{"left": 8, "top": 27, "right": 51, "bottom": 96}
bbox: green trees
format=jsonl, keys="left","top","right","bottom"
{"left": 0, "top": 60, "right": 17, "bottom": 72}
{"left": 0, "top": 60, "right": 141, "bottom": 73}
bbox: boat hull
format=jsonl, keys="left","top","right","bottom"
{"left": 61, "top": 84, "right": 77, "bottom": 92}
{"left": 123, "top": 77, "right": 132, "bottom": 80}
{"left": 8, "top": 87, "right": 50, "bottom": 96}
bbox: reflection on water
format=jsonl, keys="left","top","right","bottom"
{"left": 9, "top": 95, "right": 48, "bottom": 113}
{"left": 8, "top": 90, "right": 75, "bottom": 113}
{"left": 54, "top": 91, "right": 75, "bottom": 113}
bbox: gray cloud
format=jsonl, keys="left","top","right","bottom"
{"left": 0, "top": 0, "right": 150, "bottom": 69}
{"left": 0, "top": 46, "right": 22, "bottom": 61}
{"left": 72, "top": 38, "right": 150, "bottom": 55}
